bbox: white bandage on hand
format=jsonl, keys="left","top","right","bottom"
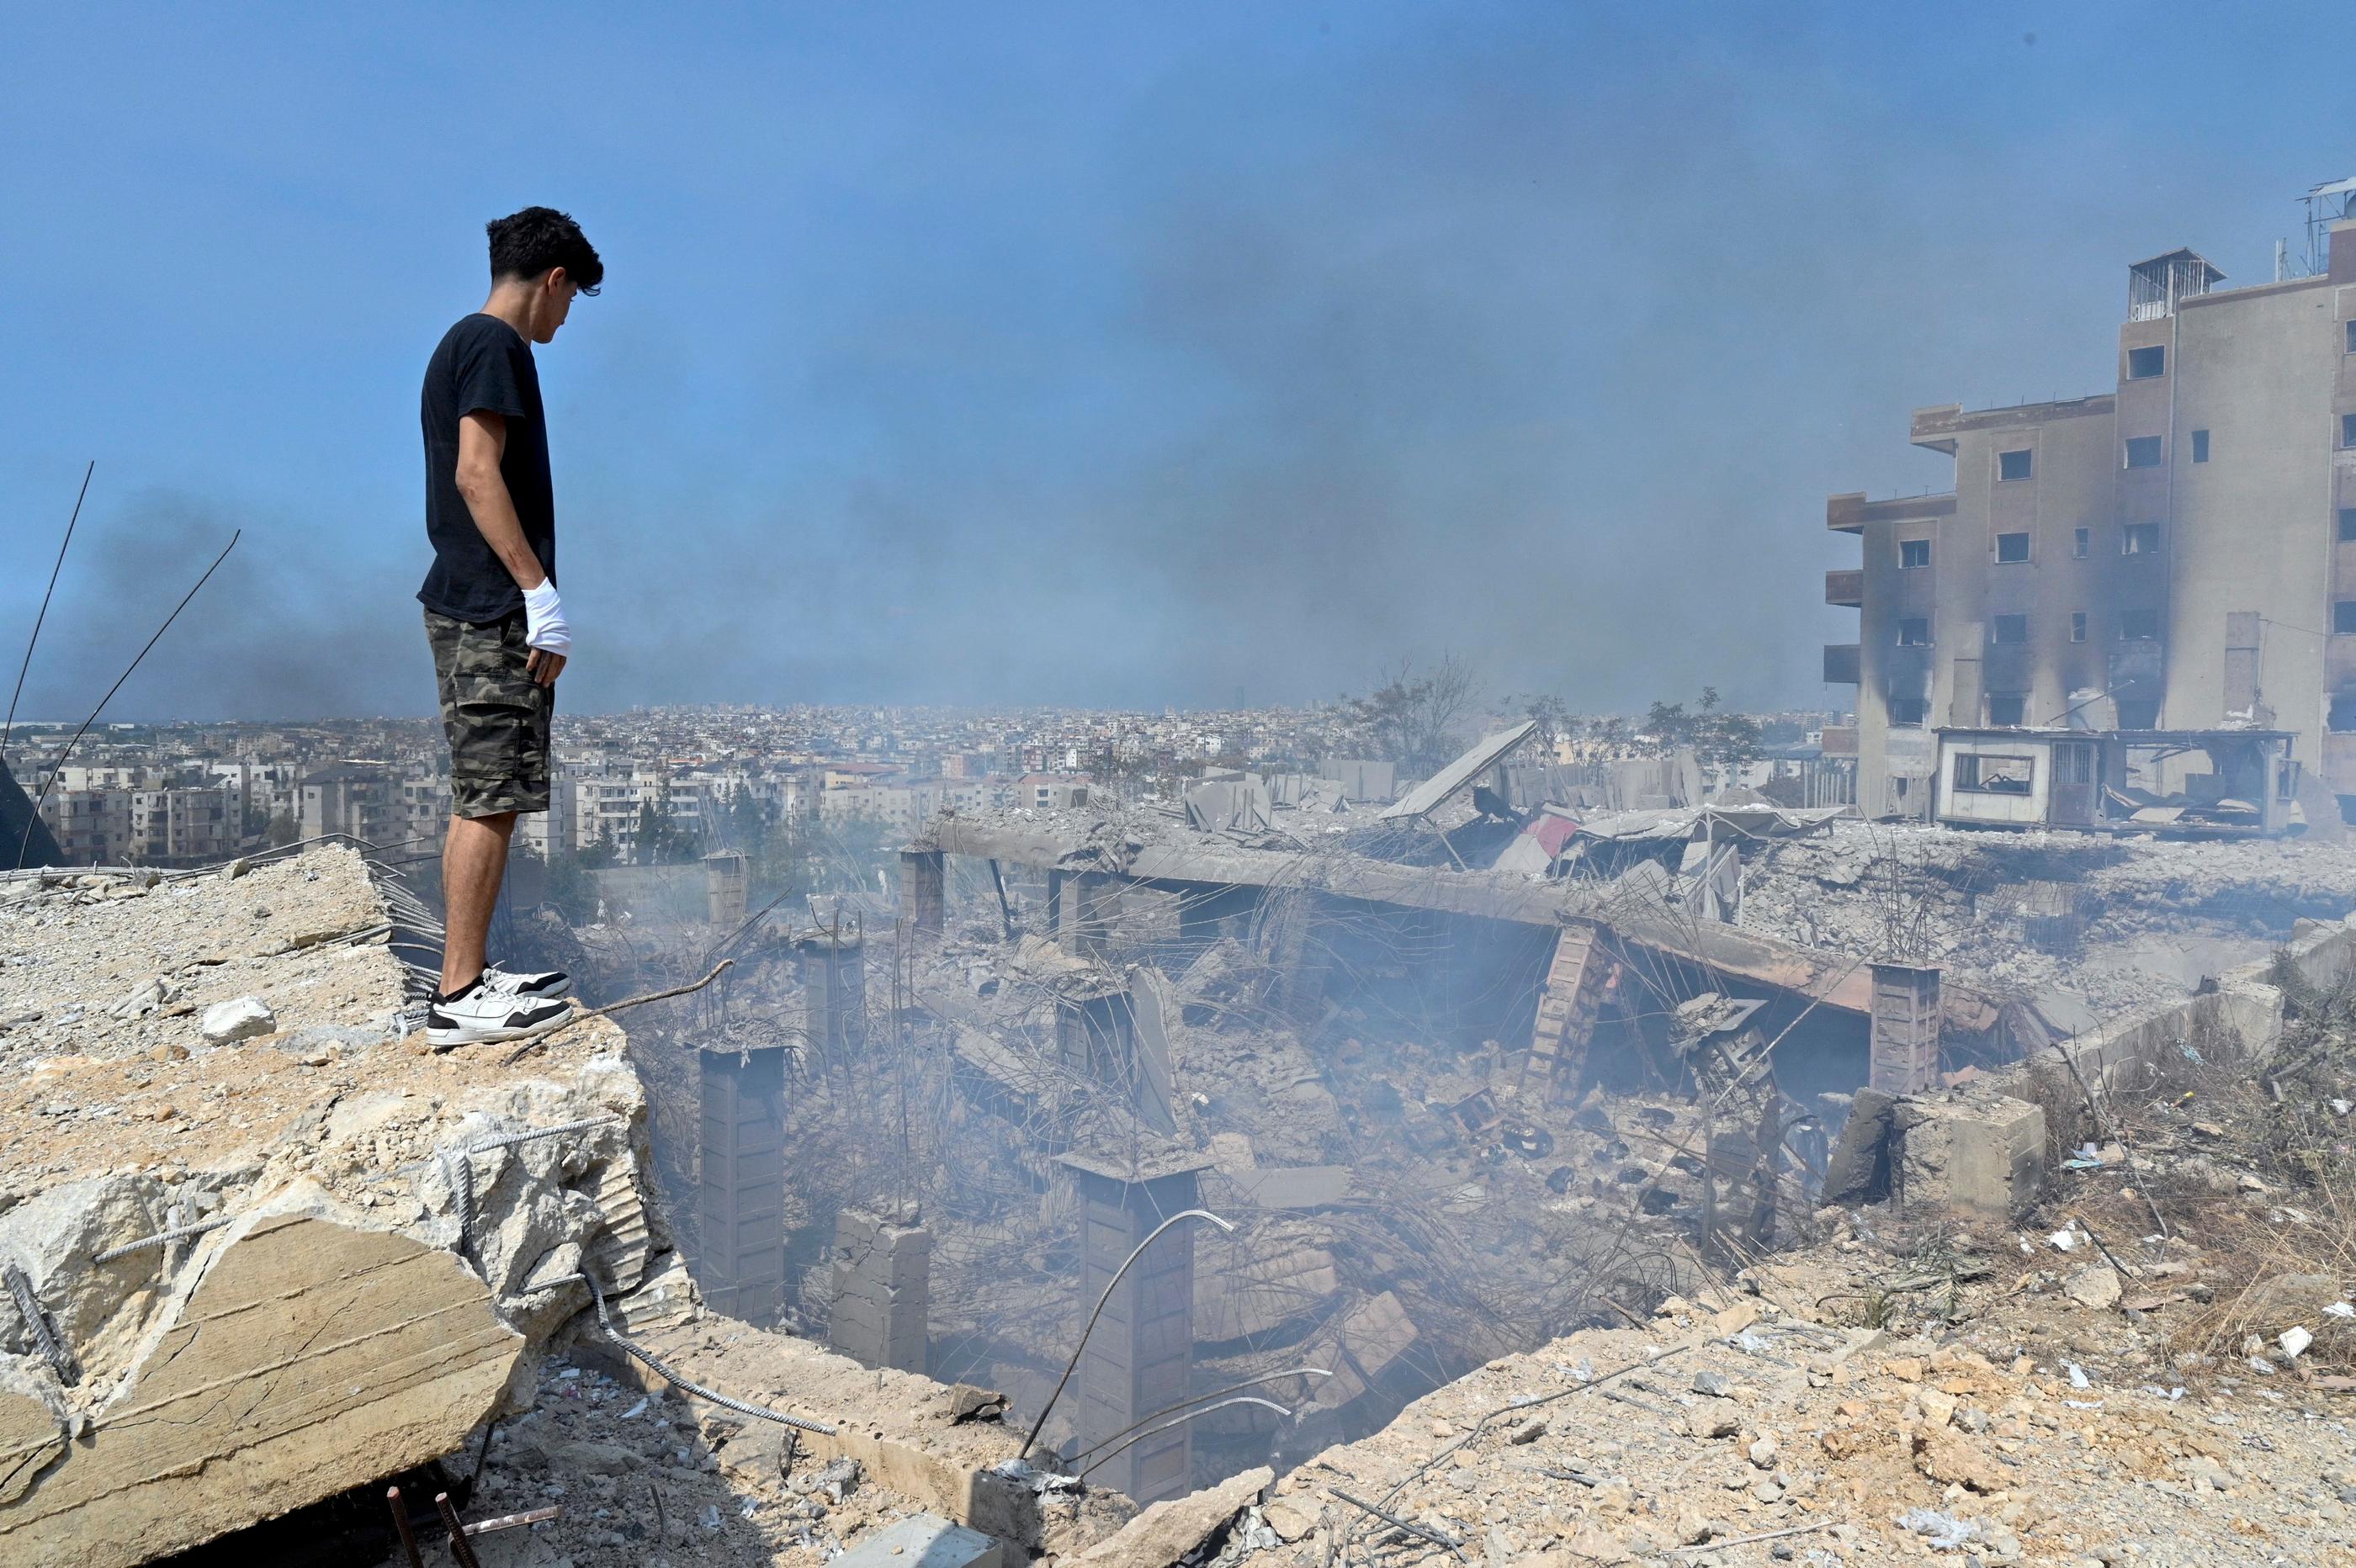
{"left": 522, "top": 580, "right": 570, "bottom": 656}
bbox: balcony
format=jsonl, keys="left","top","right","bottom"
{"left": 1827, "top": 490, "right": 1956, "bottom": 533}
{"left": 1823, "top": 644, "right": 1861, "bottom": 685}
{"left": 1824, "top": 569, "right": 1864, "bottom": 607}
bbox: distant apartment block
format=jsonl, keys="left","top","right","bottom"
{"left": 820, "top": 776, "right": 994, "bottom": 834}
{"left": 299, "top": 762, "right": 401, "bottom": 846}
{"left": 129, "top": 787, "right": 231, "bottom": 864}
{"left": 1828, "top": 215, "right": 2356, "bottom": 817}
{"left": 1015, "top": 772, "right": 1091, "bottom": 811}
{"left": 38, "top": 788, "right": 130, "bottom": 864}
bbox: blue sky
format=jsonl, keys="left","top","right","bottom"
{"left": 3, "top": 3, "right": 2351, "bottom": 721}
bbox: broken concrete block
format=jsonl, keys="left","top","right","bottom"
{"left": 1912, "top": 1425, "right": 2006, "bottom": 1493}
{"left": 0, "top": 1172, "right": 172, "bottom": 1390}
{"left": 1895, "top": 1089, "right": 2044, "bottom": 1215}
{"left": 1819, "top": 1087, "right": 1897, "bottom": 1205}
{"left": 199, "top": 994, "right": 275, "bottom": 1044}
{"left": 0, "top": 1200, "right": 523, "bottom": 1567}
{"left": 0, "top": 1361, "right": 66, "bottom": 1506}
{"left": 1072, "top": 1465, "right": 1271, "bottom": 1568}
{"left": 2063, "top": 1263, "right": 2123, "bottom": 1311}
{"left": 1262, "top": 1494, "right": 1319, "bottom": 1543}
{"left": 836, "top": 1512, "right": 1002, "bottom": 1568}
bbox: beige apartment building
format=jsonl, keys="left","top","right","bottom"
{"left": 1828, "top": 213, "right": 2356, "bottom": 818}
{"left": 129, "top": 787, "right": 232, "bottom": 864}
{"left": 38, "top": 787, "right": 131, "bottom": 864}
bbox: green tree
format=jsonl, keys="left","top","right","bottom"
{"left": 539, "top": 844, "right": 598, "bottom": 924}
{"left": 1642, "top": 688, "right": 1763, "bottom": 768}
{"left": 1338, "top": 654, "right": 1482, "bottom": 773}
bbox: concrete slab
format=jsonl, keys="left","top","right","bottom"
{"left": 835, "top": 1512, "right": 1003, "bottom": 1568}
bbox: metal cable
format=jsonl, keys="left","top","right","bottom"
{"left": 546, "top": 1270, "right": 838, "bottom": 1434}
{"left": 1075, "top": 1396, "right": 1290, "bottom": 1482}
{"left": 1018, "top": 1207, "right": 1235, "bottom": 1459}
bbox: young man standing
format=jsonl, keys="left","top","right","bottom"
{"left": 418, "top": 206, "right": 602, "bottom": 1046}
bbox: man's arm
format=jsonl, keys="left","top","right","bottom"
{"left": 454, "top": 411, "right": 565, "bottom": 684}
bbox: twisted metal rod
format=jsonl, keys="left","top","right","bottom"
{"left": 1018, "top": 1207, "right": 1234, "bottom": 1460}
{"left": 1075, "top": 1396, "right": 1291, "bottom": 1482}
{"left": 1067, "top": 1366, "right": 1329, "bottom": 1465}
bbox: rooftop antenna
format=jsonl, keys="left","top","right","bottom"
{"left": 2295, "top": 174, "right": 2356, "bottom": 278}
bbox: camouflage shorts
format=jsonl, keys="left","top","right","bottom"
{"left": 425, "top": 608, "right": 552, "bottom": 818}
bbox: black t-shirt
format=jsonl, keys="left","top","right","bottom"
{"left": 417, "top": 314, "right": 555, "bottom": 622}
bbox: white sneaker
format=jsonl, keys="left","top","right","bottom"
{"left": 485, "top": 962, "right": 573, "bottom": 1000}
{"left": 426, "top": 979, "right": 570, "bottom": 1048}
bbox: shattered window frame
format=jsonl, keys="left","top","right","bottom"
{"left": 2123, "top": 436, "right": 2163, "bottom": 469}
{"left": 1995, "top": 531, "right": 2031, "bottom": 564}
{"left": 1897, "top": 617, "right": 1932, "bottom": 647}
{"left": 2120, "top": 607, "right": 2161, "bottom": 640}
{"left": 1991, "top": 613, "right": 2030, "bottom": 645}
{"left": 1954, "top": 752, "right": 2035, "bottom": 793}
{"left": 1985, "top": 694, "right": 2027, "bottom": 726}
{"left": 2121, "top": 522, "right": 2161, "bottom": 555}
{"left": 1887, "top": 696, "right": 1929, "bottom": 728}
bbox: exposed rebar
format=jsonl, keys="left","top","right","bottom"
{"left": 385, "top": 1485, "right": 424, "bottom": 1567}
{"left": 1018, "top": 1206, "right": 1234, "bottom": 1460}
{"left": 19, "top": 528, "right": 240, "bottom": 867}
{"left": 93, "top": 1214, "right": 233, "bottom": 1264}
{"left": 1075, "top": 1396, "right": 1292, "bottom": 1481}
{"left": 2, "top": 460, "right": 92, "bottom": 765}
{"left": 1068, "top": 1367, "right": 1330, "bottom": 1465}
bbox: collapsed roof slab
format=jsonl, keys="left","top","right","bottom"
{"left": 925, "top": 814, "right": 2012, "bottom": 1041}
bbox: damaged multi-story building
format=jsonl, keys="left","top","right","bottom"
{"left": 1828, "top": 184, "right": 2356, "bottom": 824}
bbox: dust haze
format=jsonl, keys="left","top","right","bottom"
{"left": 0, "top": 12, "right": 2305, "bottom": 720}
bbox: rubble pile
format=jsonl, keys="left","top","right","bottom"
{"left": 1218, "top": 1290, "right": 2353, "bottom": 1567}
{"left": 1738, "top": 820, "right": 2356, "bottom": 1022}
{"left": 0, "top": 850, "right": 1128, "bottom": 1567}
{"left": 616, "top": 893, "right": 1745, "bottom": 1496}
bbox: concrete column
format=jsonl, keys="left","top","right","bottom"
{"left": 697, "top": 1042, "right": 788, "bottom": 1324}
{"left": 797, "top": 931, "right": 867, "bottom": 1060}
{"left": 1065, "top": 871, "right": 1119, "bottom": 959}
{"left": 1054, "top": 989, "right": 1132, "bottom": 1079}
{"left": 1868, "top": 961, "right": 1942, "bottom": 1095}
{"left": 1054, "top": 1149, "right": 1212, "bottom": 1505}
{"left": 828, "top": 1206, "right": 931, "bottom": 1372}
{"left": 899, "top": 849, "right": 946, "bottom": 935}
{"left": 705, "top": 850, "right": 750, "bottom": 927}
{"left": 1266, "top": 891, "right": 1332, "bottom": 1025}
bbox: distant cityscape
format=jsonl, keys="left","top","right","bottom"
{"left": 3, "top": 701, "right": 1849, "bottom": 870}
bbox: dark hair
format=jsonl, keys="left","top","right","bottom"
{"left": 486, "top": 206, "right": 603, "bottom": 295}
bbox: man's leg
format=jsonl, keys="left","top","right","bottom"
{"left": 440, "top": 809, "right": 517, "bottom": 995}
